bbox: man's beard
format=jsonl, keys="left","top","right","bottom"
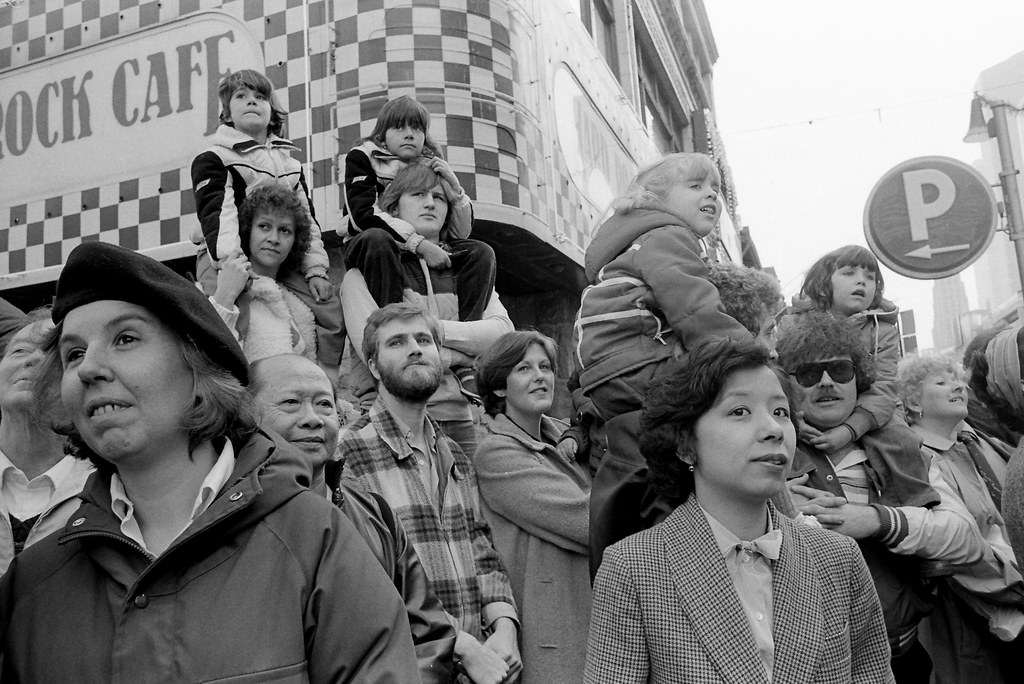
{"left": 378, "top": 359, "right": 443, "bottom": 402}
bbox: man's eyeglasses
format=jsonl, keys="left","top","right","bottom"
{"left": 790, "top": 360, "right": 855, "bottom": 387}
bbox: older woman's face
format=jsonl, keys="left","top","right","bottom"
{"left": 58, "top": 300, "right": 193, "bottom": 467}
{"left": 691, "top": 365, "right": 796, "bottom": 504}
{"left": 915, "top": 370, "right": 968, "bottom": 425}
{"left": 0, "top": 321, "right": 52, "bottom": 411}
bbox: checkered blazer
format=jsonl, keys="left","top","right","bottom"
{"left": 585, "top": 497, "right": 894, "bottom": 683}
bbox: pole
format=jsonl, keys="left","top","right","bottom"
{"left": 989, "top": 102, "right": 1024, "bottom": 322}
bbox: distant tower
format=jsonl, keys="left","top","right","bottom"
{"left": 932, "top": 275, "right": 970, "bottom": 351}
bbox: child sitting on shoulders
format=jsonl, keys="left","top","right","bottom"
{"left": 342, "top": 95, "right": 495, "bottom": 323}
{"left": 191, "top": 69, "right": 343, "bottom": 369}
{"left": 778, "top": 244, "right": 938, "bottom": 509}
{"left": 575, "top": 152, "right": 753, "bottom": 572}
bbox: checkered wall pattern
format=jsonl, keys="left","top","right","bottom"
{"left": 0, "top": 0, "right": 337, "bottom": 280}
{"left": 2, "top": 0, "right": 598, "bottom": 280}
{"left": 334, "top": 0, "right": 597, "bottom": 253}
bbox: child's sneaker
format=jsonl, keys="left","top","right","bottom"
{"left": 453, "top": 365, "right": 481, "bottom": 405}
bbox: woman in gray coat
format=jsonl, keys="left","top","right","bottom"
{"left": 474, "top": 331, "right": 592, "bottom": 684}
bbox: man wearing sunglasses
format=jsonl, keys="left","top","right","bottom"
{"left": 776, "top": 312, "right": 987, "bottom": 684}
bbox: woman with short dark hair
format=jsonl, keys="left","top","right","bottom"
{"left": 0, "top": 242, "right": 418, "bottom": 682}
{"left": 585, "top": 337, "right": 893, "bottom": 683}
{"left": 474, "top": 330, "right": 591, "bottom": 684}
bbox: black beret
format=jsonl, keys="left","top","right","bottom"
{"left": 52, "top": 242, "right": 249, "bottom": 385}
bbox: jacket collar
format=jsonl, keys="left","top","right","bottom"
{"left": 660, "top": 497, "right": 822, "bottom": 684}
{"left": 210, "top": 124, "right": 297, "bottom": 154}
{"left": 59, "top": 430, "right": 306, "bottom": 556}
{"left": 482, "top": 413, "right": 565, "bottom": 452}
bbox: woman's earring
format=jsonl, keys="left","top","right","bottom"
{"left": 687, "top": 463, "right": 695, "bottom": 473}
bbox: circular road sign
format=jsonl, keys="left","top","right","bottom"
{"left": 863, "top": 155, "right": 997, "bottom": 280}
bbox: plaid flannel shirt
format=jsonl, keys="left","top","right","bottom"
{"left": 339, "top": 398, "right": 516, "bottom": 638}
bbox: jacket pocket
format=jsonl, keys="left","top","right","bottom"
{"left": 200, "top": 661, "right": 309, "bottom": 683}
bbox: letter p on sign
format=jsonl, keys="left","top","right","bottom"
{"left": 902, "top": 169, "right": 956, "bottom": 242}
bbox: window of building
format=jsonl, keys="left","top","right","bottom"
{"left": 580, "top": 0, "right": 618, "bottom": 77}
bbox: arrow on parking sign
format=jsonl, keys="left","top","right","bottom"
{"left": 904, "top": 243, "right": 972, "bottom": 259}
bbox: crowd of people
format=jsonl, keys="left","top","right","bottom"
{"left": 0, "top": 67, "right": 1022, "bottom": 684}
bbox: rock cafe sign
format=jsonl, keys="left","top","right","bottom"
{"left": 863, "top": 156, "right": 997, "bottom": 279}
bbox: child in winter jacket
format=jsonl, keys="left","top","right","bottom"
{"left": 778, "top": 244, "right": 939, "bottom": 509}
{"left": 191, "top": 69, "right": 343, "bottom": 369}
{"left": 574, "top": 152, "right": 752, "bottom": 573}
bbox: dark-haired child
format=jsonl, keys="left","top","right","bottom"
{"left": 778, "top": 244, "right": 938, "bottom": 509}
{"left": 191, "top": 69, "right": 343, "bottom": 370}
{"left": 342, "top": 95, "right": 495, "bottom": 324}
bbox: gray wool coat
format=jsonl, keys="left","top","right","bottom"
{"left": 474, "top": 413, "right": 592, "bottom": 684}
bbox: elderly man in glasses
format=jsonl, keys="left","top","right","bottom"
{"left": 776, "top": 312, "right": 987, "bottom": 684}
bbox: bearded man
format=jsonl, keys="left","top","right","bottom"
{"left": 338, "top": 303, "right": 522, "bottom": 684}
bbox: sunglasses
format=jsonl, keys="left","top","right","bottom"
{"left": 791, "top": 360, "right": 855, "bottom": 387}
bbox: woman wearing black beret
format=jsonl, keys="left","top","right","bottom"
{"left": 0, "top": 242, "right": 418, "bottom": 683}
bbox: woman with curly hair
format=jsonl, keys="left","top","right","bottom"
{"left": 898, "top": 353, "right": 1024, "bottom": 684}
{"left": 210, "top": 183, "right": 319, "bottom": 364}
{"left": 585, "top": 336, "right": 892, "bottom": 683}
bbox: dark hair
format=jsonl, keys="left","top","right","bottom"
{"left": 476, "top": 331, "right": 558, "bottom": 416}
{"left": 217, "top": 69, "right": 287, "bottom": 137}
{"left": 376, "top": 161, "right": 452, "bottom": 236}
{"left": 707, "top": 261, "right": 783, "bottom": 335}
{"left": 775, "top": 311, "right": 875, "bottom": 394}
{"left": 361, "top": 302, "right": 444, "bottom": 366}
{"left": 238, "top": 184, "right": 312, "bottom": 277}
{"left": 36, "top": 322, "right": 258, "bottom": 473}
{"left": 964, "top": 326, "right": 1024, "bottom": 434}
{"left": 365, "top": 95, "right": 441, "bottom": 157}
{"left": 641, "top": 337, "right": 796, "bottom": 506}
{"left": 799, "top": 245, "right": 886, "bottom": 311}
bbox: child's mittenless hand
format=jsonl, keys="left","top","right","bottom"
{"left": 809, "top": 425, "right": 854, "bottom": 453}
{"left": 417, "top": 240, "right": 452, "bottom": 269}
{"left": 429, "top": 158, "right": 464, "bottom": 197}
{"left": 213, "top": 252, "right": 251, "bottom": 308}
{"left": 306, "top": 275, "right": 333, "bottom": 303}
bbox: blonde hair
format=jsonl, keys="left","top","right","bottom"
{"left": 612, "top": 153, "right": 720, "bottom": 215}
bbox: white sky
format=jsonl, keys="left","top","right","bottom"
{"left": 704, "top": 0, "right": 1024, "bottom": 349}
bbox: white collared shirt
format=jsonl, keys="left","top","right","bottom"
{"left": 0, "top": 449, "right": 77, "bottom": 521}
{"left": 702, "top": 505, "right": 777, "bottom": 682}
{"left": 110, "top": 441, "right": 236, "bottom": 556}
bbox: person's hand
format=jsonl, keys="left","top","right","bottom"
{"left": 456, "top": 631, "right": 509, "bottom": 684}
{"left": 306, "top": 275, "right": 333, "bottom": 303}
{"left": 430, "top": 158, "right": 464, "bottom": 197}
{"left": 417, "top": 240, "right": 452, "bottom": 269}
{"left": 483, "top": 618, "right": 522, "bottom": 683}
{"left": 555, "top": 437, "right": 579, "bottom": 464}
{"left": 789, "top": 481, "right": 881, "bottom": 537}
{"left": 808, "top": 425, "right": 853, "bottom": 453}
{"left": 820, "top": 502, "right": 881, "bottom": 539}
{"left": 796, "top": 414, "right": 821, "bottom": 444}
{"left": 788, "top": 477, "right": 845, "bottom": 511}
{"left": 212, "top": 252, "right": 250, "bottom": 308}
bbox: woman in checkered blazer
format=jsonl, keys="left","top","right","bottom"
{"left": 585, "top": 337, "right": 894, "bottom": 683}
